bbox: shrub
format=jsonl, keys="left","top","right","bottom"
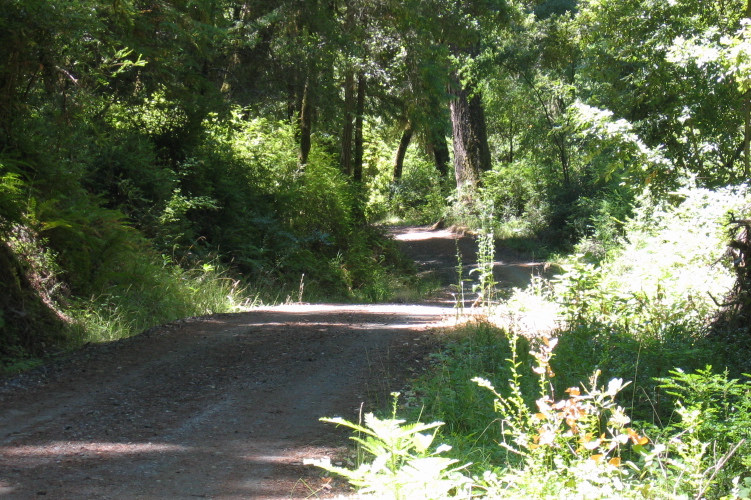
{"left": 358, "top": 324, "right": 751, "bottom": 500}
{"left": 318, "top": 398, "right": 473, "bottom": 500}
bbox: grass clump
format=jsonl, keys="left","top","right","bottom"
{"left": 1, "top": 219, "right": 250, "bottom": 373}
{"left": 66, "top": 254, "right": 247, "bottom": 346}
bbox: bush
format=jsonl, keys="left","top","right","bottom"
{"left": 480, "top": 159, "right": 548, "bottom": 239}
{"left": 356, "top": 323, "right": 751, "bottom": 500}
{"left": 496, "top": 182, "right": 749, "bottom": 418}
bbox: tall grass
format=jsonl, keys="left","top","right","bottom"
{"left": 67, "top": 255, "right": 249, "bottom": 345}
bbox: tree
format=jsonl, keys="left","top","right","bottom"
{"left": 392, "top": 123, "right": 414, "bottom": 181}
{"left": 439, "top": 0, "right": 511, "bottom": 193}
{"left": 576, "top": 0, "right": 747, "bottom": 186}
{"left": 450, "top": 81, "right": 492, "bottom": 191}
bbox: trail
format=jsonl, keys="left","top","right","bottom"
{"left": 0, "top": 226, "right": 541, "bottom": 499}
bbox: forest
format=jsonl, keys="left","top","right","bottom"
{"left": 1, "top": 0, "right": 751, "bottom": 498}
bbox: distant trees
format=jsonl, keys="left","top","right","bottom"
{"left": 2, "top": 0, "right": 749, "bottom": 242}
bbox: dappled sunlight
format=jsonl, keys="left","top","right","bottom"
{"left": 392, "top": 228, "right": 458, "bottom": 241}
{"left": 0, "top": 441, "right": 189, "bottom": 460}
{"left": 226, "top": 319, "right": 449, "bottom": 330}
{"left": 0, "top": 438, "right": 348, "bottom": 499}
{"left": 219, "top": 442, "right": 350, "bottom": 499}
{"left": 494, "top": 260, "right": 540, "bottom": 269}
{"left": 488, "top": 306, "right": 560, "bottom": 337}
{"left": 243, "top": 304, "right": 456, "bottom": 329}
{"left": 252, "top": 303, "right": 452, "bottom": 315}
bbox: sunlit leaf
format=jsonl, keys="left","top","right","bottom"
{"left": 413, "top": 432, "right": 434, "bottom": 453}
{"left": 583, "top": 438, "right": 602, "bottom": 450}
{"left": 614, "top": 434, "right": 629, "bottom": 445}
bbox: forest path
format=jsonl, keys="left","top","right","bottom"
{"left": 0, "top": 226, "right": 540, "bottom": 499}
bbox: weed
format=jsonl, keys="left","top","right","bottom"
{"left": 471, "top": 228, "right": 498, "bottom": 312}
{"left": 318, "top": 394, "right": 473, "bottom": 499}
{"left": 380, "top": 323, "right": 751, "bottom": 499}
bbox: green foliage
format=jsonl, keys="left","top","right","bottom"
{"left": 410, "top": 323, "right": 536, "bottom": 458}
{"left": 568, "top": 102, "right": 674, "bottom": 188}
{"left": 403, "top": 322, "right": 751, "bottom": 499}
{"left": 319, "top": 397, "right": 472, "bottom": 500}
{"left": 536, "top": 183, "right": 742, "bottom": 345}
{"left": 0, "top": 234, "right": 67, "bottom": 363}
{"left": 656, "top": 367, "right": 751, "bottom": 496}
{"left": 0, "top": 161, "right": 24, "bottom": 229}
{"left": 479, "top": 160, "right": 548, "bottom": 240}
{"left": 3, "top": 215, "right": 246, "bottom": 354}
{"left": 68, "top": 253, "right": 245, "bottom": 345}
{"left": 399, "top": 180, "right": 751, "bottom": 498}
{"left": 498, "top": 183, "right": 748, "bottom": 418}
{"left": 363, "top": 123, "right": 447, "bottom": 225}
{"left": 389, "top": 165, "right": 447, "bottom": 225}
{"left": 471, "top": 220, "right": 499, "bottom": 310}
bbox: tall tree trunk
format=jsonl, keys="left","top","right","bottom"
{"left": 393, "top": 124, "right": 414, "bottom": 181}
{"left": 298, "top": 60, "right": 316, "bottom": 166}
{"left": 450, "top": 81, "right": 491, "bottom": 192}
{"left": 428, "top": 125, "right": 450, "bottom": 178}
{"left": 746, "top": 90, "right": 751, "bottom": 180}
{"left": 353, "top": 72, "right": 366, "bottom": 183}
{"left": 554, "top": 132, "right": 570, "bottom": 184}
{"left": 340, "top": 68, "right": 356, "bottom": 176}
{"left": 745, "top": 0, "right": 751, "bottom": 177}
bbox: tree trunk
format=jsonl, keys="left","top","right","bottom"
{"left": 745, "top": 0, "right": 751, "bottom": 177}
{"left": 353, "top": 72, "right": 366, "bottom": 183}
{"left": 428, "top": 125, "right": 450, "bottom": 178}
{"left": 340, "top": 68, "right": 356, "bottom": 176}
{"left": 450, "top": 81, "right": 491, "bottom": 192}
{"left": 745, "top": 92, "right": 751, "bottom": 179}
{"left": 393, "top": 124, "right": 414, "bottom": 181}
{"left": 298, "top": 60, "right": 316, "bottom": 166}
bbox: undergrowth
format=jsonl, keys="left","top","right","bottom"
{"left": 322, "top": 323, "right": 751, "bottom": 499}
{"left": 319, "top": 183, "right": 751, "bottom": 498}
{"left": 1, "top": 108, "right": 425, "bottom": 371}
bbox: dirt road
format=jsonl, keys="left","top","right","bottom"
{"left": 0, "top": 226, "right": 540, "bottom": 499}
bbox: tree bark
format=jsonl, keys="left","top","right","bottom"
{"left": 745, "top": 0, "right": 751, "bottom": 177}
{"left": 428, "top": 125, "right": 450, "bottom": 178}
{"left": 353, "top": 72, "right": 366, "bottom": 183}
{"left": 340, "top": 68, "right": 356, "bottom": 176}
{"left": 298, "top": 61, "right": 316, "bottom": 166}
{"left": 393, "top": 124, "right": 414, "bottom": 181}
{"left": 450, "top": 81, "right": 491, "bottom": 192}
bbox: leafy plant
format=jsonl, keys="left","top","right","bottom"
{"left": 656, "top": 367, "right": 751, "bottom": 497}
{"left": 0, "top": 162, "right": 24, "bottom": 229}
{"left": 471, "top": 207, "right": 499, "bottom": 311}
{"left": 408, "top": 321, "right": 750, "bottom": 499}
{"left": 318, "top": 395, "right": 473, "bottom": 499}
